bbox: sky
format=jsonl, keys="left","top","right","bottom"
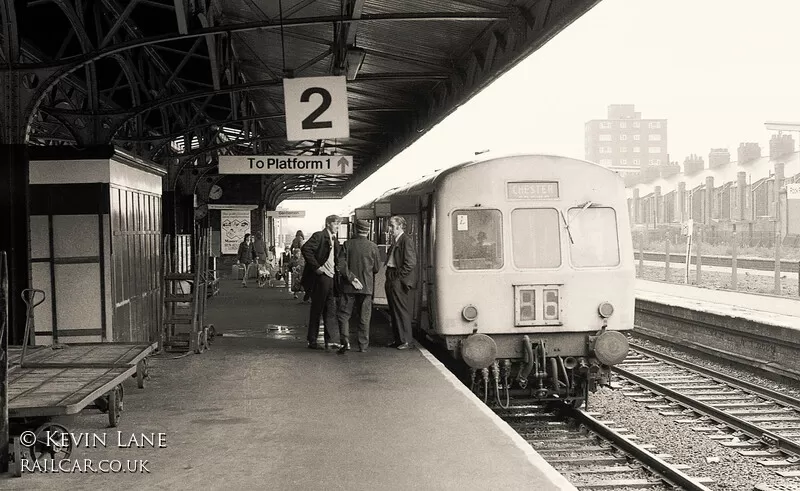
{"left": 275, "top": 0, "right": 800, "bottom": 236}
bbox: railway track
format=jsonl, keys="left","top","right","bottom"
{"left": 614, "top": 343, "right": 800, "bottom": 477}
{"left": 495, "top": 401, "right": 713, "bottom": 490}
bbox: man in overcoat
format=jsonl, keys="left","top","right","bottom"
{"left": 301, "top": 215, "right": 342, "bottom": 349}
{"left": 336, "top": 219, "right": 380, "bottom": 353}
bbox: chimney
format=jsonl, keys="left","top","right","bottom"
{"left": 708, "top": 148, "right": 730, "bottom": 168}
{"left": 659, "top": 161, "right": 680, "bottom": 178}
{"left": 737, "top": 142, "right": 761, "bottom": 164}
{"left": 769, "top": 134, "right": 795, "bottom": 160}
{"left": 705, "top": 176, "right": 714, "bottom": 224}
{"left": 654, "top": 186, "right": 662, "bottom": 224}
{"left": 775, "top": 161, "right": 785, "bottom": 193}
{"left": 683, "top": 154, "right": 704, "bottom": 175}
{"left": 736, "top": 172, "right": 747, "bottom": 221}
{"left": 677, "top": 182, "right": 686, "bottom": 222}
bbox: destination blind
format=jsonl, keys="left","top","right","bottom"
{"left": 507, "top": 181, "right": 559, "bottom": 200}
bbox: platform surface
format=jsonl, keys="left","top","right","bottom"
{"left": 2, "top": 279, "right": 575, "bottom": 490}
{"left": 635, "top": 279, "right": 800, "bottom": 328}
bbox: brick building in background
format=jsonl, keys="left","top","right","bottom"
{"left": 585, "top": 104, "right": 668, "bottom": 176}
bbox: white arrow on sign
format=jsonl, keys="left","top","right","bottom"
{"left": 219, "top": 155, "right": 353, "bottom": 175}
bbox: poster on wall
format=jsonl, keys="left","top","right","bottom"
{"left": 221, "top": 209, "right": 251, "bottom": 254}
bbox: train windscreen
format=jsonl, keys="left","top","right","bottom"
{"left": 510, "top": 208, "right": 561, "bottom": 268}
{"left": 566, "top": 207, "right": 620, "bottom": 267}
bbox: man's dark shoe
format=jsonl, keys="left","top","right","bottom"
{"left": 387, "top": 342, "right": 400, "bottom": 348}
{"left": 307, "top": 342, "right": 318, "bottom": 349}
{"left": 396, "top": 343, "right": 410, "bottom": 350}
{"left": 337, "top": 346, "right": 347, "bottom": 355}
{"left": 358, "top": 347, "right": 368, "bottom": 353}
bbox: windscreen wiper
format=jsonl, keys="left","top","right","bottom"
{"left": 560, "top": 201, "right": 594, "bottom": 245}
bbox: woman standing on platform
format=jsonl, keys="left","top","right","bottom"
{"left": 290, "top": 248, "right": 306, "bottom": 300}
{"left": 290, "top": 230, "right": 305, "bottom": 251}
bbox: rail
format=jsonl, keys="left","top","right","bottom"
{"left": 614, "top": 349, "right": 800, "bottom": 461}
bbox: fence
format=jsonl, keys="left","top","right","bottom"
{"left": 633, "top": 228, "right": 800, "bottom": 297}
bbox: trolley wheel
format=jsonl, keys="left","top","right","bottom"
{"left": 136, "top": 358, "right": 149, "bottom": 389}
{"left": 194, "top": 330, "right": 207, "bottom": 354}
{"left": 30, "top": 423, "right": 73, "bottom": 462}
{"left": 108, "top": 385, "right": 124, "bottom": 427}
{"left": 201, "top": 327, "right": 210, "bottom": 351}
{"left": 9, "top": 437, "right": 23, "bottom": 477}
{"left": 207, "top": 324, "right": 216, "bottom": 344}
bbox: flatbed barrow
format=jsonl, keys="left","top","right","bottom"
{"left": 4, "top": 290, "right": 157, "bottom": 477}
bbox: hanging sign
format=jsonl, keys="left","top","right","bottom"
{"left": 266, "top": 210, "right": 306, "bottom": 218}
{"left": 283, "top": 76, "right": 350, "bottom": 141}
{"left": 221, "top": 209, "right": 251, "bottom": 254}
{"left": 219, "top": 155, "right": 353, "bottom": 174}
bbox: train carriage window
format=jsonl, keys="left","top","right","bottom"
{"left": 567, "top": 207, "right": 620, "bottom": 267}
{"left": 511, "top": 209, "right": 561, "bottom": 268}
{"left": 451, "top": 209, "right": 503, "bottom": 270}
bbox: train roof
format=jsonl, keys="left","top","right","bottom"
{"left": 352, "top": 153, "right": 617, "bottom": 211}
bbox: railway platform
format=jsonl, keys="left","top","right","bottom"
{"left": 635, "top": 279, "right": 800, "bottom": 326}
{"left": 633, "top": 279, "right": 800, "bottom": 382}
{"left": 1, "top": 279, "right": 575, "bottom": 490}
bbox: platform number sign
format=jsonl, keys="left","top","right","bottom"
{"left": 283, "top": 76, "right": 350, "bottom": 142}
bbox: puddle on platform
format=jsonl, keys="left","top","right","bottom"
{"left": 217, "top": 324, "right": 304, "bottom": 341}
{"left": 265, "top": 324, "right": 302, "bottom": 340}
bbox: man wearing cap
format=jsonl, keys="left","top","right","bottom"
{"left": 335, "top": 219, "right": 380, "bottom": 354}
{"left": 301, "top": 215, "right": 342, "bottom": 350}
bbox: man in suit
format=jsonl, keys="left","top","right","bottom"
{"left": 301, "top": 215, "right": 342, "bottom": 350}
{"left": 384, "top": 215, "right": 417, "bottom": 350}
{"left": 336, "top": 219, "right": 380, "bottom": 354}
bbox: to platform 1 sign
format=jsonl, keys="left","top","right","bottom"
{"left": 266, "top": 210, "right": 306, "bottom": 218}
{"left": 284, "top": 76, "right": 349, "bottom": 141}
{"left": 219, "top": 155, "right": 353, "bottom": 175}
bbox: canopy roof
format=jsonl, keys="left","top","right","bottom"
{"left": 13, "top": 0, "right": 600, "bottom": 207}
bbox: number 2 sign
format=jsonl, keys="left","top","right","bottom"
{"left": 283, "top": 76, "right": 350, "bottom": 142}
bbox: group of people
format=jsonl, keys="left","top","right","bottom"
{"left": 300, "top": 214, "right": 417, "bottom": 354}
{"left": 237, "top": 231, "right": 307, "bottom": 291}
{"left": 235, "top": 215, "right": 417, "bottom": 354}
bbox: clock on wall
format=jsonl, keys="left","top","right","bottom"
{"left": 209, "top": 184, "right": 223, "bottom": 200}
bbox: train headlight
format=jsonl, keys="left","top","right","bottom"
{"left": 598, "top": 301, "right": 614, "bottom": 318}
{"left": 593, "top": 331, "right": 629, "bottom": 365}
{"left": 462, "top": 305, "right": 478, "bottom": 322}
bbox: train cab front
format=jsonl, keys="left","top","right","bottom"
{"left": 456, "top": 300, "right": 630, "bottom": 408}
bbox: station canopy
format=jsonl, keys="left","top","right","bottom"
{"left": 20, "top": 0, "right": 600, "bottom": 207}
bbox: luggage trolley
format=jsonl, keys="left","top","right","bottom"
{"left": 4, "top": 289, "right": 156, "bottom": 477}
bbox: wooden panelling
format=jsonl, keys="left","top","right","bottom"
{"left": 110, "top": 185, "right": 161, "bottom": 343}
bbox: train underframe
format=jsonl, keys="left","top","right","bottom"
{"left": 438, "top": 330, "right": 630, "bottom": 409}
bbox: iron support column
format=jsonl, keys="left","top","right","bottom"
{"left": 0, "top": 144, "right": 31, "bottom": 347}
